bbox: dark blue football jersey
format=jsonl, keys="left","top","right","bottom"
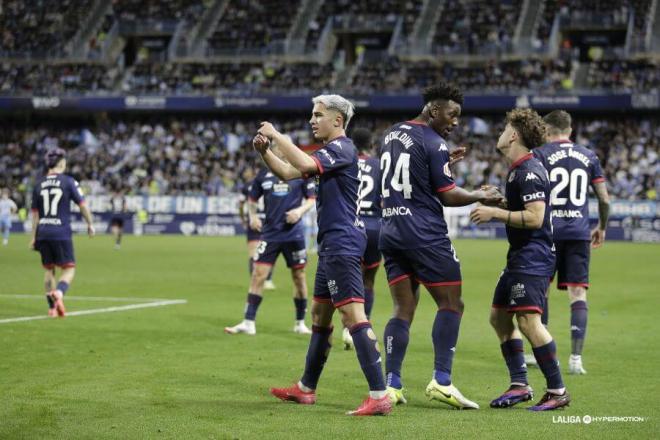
{"left": 308, "top": 136, "right": 366, "bottom": 256}
{"left": 249, "top": 169, "right": 315, "bottom": 242}
{"left": 378, "top": 121, "right": 455, "bottom": 250}
{"left": 358, "top": 154, "right": 381, "bottom": 231}
{"left": 504, "top": 153, "right": 555, "bottom": 277}
{"left": 31, "top": 173, "right": 85, "bottom": 240}
{"left": 533, "top": 140, "right": 605, "bottom": 241}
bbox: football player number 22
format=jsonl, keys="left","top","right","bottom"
{"left": 40, "top": 188, "right": 63, "bottom": 217}
{"left": 381, "top": 152, "right": 412, "bottom": 199}
{"left": 549, "top": 167, "right": 588, "bottom": 207}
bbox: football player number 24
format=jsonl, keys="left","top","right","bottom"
{"left": 380, "top": 152, "right": 412, "bottom": 199}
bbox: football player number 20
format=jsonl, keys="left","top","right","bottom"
{"left": 40, "top": 188, "right": 63, "bottom": 217}
{"left": 381, "top": 152, "right": 412, "bottom": 199}
{"left": 549, "top": 167, "right": 588, "bottom": 207}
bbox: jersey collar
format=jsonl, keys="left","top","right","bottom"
{"left": 509, "top": 152, "right": 534, "bottom": 171}
{"left": 405, "top": 120, "right": 427, "bottom": 126}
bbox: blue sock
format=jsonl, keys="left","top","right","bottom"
{"left": 301, "top": 325, "right": 333, "bottom": 389}
{"left": 244, "top": 293, "right": 262, "bottom": 320}
{"left": 532, "top": 340, "right": 564, "bottom": 390}
{"left": 294, "top": 298, "right": 307, "bottom": 321}
{"left": 248, "top": 258, "right": 254, "bottom": 276}
{"left": 501, "top": 339, "right": 528, "bottom": 385}
{"left": 364, "top": 288, "right": 375, "bottom": 319}
{"left": 432, "top": 309, "right": 462, "bottom": 386}
{"left": 56, "top": 281, "right": 69, "bottom": 295}
{"left": 350, "top": 322, "right": 386, "bottom": 391}
{"left": 384, "top": 317, "right": 410, "bottom": 389}
{"left": 570, "top": 301, "right": 587, "bottom": 355}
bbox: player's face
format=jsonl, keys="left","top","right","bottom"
{"left": 430, "top": 100, "right": 461, "bottom": 137}
{"left": 309, "top": 103, "right": 342, "bottom": 142}
{"left": 497, "top": 124, "right": 516, "bottom": 154}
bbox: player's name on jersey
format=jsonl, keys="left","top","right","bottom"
{"left": 547, "top": 148, "right": 591, "bottom": 166}
{"left": 40, "top": 178, "right": 62, "bottom": 188}
{"left": 383, "top": 130, "right": 414, "bottom": 149}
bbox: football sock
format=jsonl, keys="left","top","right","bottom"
{"left": 384, "top": 318, "right": 410, "bottom": 389}
{"left": 350, "top": 322, "right": 386, "bottom": 391}
{"left": 501, "top": 339, "right": 528, "bottom": 385}
{"left": 570, "top": 301, "right": 588, "bottom": 355}
{"left": 364, "top": 288, "right": 375, "bottom": 319}
{"left": 248, "top": 258, "right": 254, "bottom": 276}
{"left": 300, "top": 325, "right": 333, "bottom": 389}
{"left": 293, "top": 298, "right": 307, "bottom": 321}
{"left": 433, "top": 309, "right": 462, "bottom": 386}
{"left": 532, "top": 340, "right": 564, "bottom": 390}
{"left": 244, "top": 293, "right": 262, "bottom": 320}
{"left": 56, "top": 281, "right": 69, "bottom": 296}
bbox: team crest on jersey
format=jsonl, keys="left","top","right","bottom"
{"left": 525, "top": 172, "right": 538, "bottom": 181}
{"left": 508, "top": 171, "right": 516, "bottom": 182}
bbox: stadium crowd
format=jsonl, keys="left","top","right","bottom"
{"left": 1, "top": 116, "right": 656, "bottom": 208}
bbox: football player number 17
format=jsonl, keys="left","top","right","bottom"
{"left": 549, "top": 167, "right": 588, "bottom": 207}
{"left": 40, "top": 188, "right": 63, "bottom": 217}
{"left": 381, "top": 152, "right": 412, "bottom": 199}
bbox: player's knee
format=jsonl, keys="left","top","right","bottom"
{"left": 568, "top": 286, "right": 587, "bottom": 303}
{"left": 489, "top": 308, "right": 508, "bottom": 331}
{"left": 515, "top": 313, "right": 539, "bottom": 337}
{"left": 310, "top": 302, "right": 333, "bottom": 326}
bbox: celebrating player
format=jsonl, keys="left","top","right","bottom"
{"left": 533, "top": 110, "right": 610, "bottom": 374}
{"left": 257, "top": 95, "right": 391, "bottom": 416}
{"left": 341, "top": 127, "right": 382, "bottom": 350}
{"left": 238, "top": 168, "right": 276, "bottom": 290}
{"left": 470, "top": 108, "right": 571, "bottom": 411}
{"left": 379, "top": 83, "right": 503, "bottom": 409}
{"left": 30, "top": 148, "right": 95, "bottom": 317}
{"left": 0, "top": 188, "right": 18, "bottom": 246}
{"left": 225, "top": 155, "right": 316, "bottom": 336}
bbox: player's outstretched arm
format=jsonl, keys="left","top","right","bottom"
{"left": 470, "top": 201, "right": 545, "bottom": 230}
{"left": 79, "top": 203, "right": 95, "bottom": 238}
{"left": 591, "top": 181, "right": 610, "bottom": 248}
{"left": 438, "top": 185, "right": 503, "bottom": 207}
{"left": 253, "top": 134, "right": 303, "bottom": 180}
{"left": 258, "top": 122, "right": 317, "bottom": 176}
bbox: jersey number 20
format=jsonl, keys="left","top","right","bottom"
{"left": 381, "top": 152, "right": 412, "bottom": 199}
{"left": 549, "top": 167, "right": 588, "bottom": 207}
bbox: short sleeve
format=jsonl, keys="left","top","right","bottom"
{"left": 518, "top": 171, "right": 547, "bottom": 205}
{"left": 310, "top": 140, "right": 353, "bottom": 175}
{"left": 70, "top": 178, "right": 85, "bottom": 205}
{"left": 590, "top": 154, "right": 605, "bottom": 184}
{"left": 248, "top": 177, "right": 263, "bottom": 202}
{"left": 303, "top": 178, "right": 316, "bottom": 199}
{"left": 428, "top": 142, "right": 455, "bottom": 193}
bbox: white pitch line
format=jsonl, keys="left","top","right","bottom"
{"left": 0, "top": 294, "right": 178, "bottom": 302}
{"left": 0, "top": 299, "right": 187, "bottom": 324}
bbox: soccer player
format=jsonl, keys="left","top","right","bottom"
{"left": 238, "top": 168, "right": 276, "bottom": 290}
{"left": 225, "top": 155, "right": 316, "bottom": 336}
{"left": 379, "top": 83, "right": 503, "bottom": 409}
{"left": 0, "top": 188, "right": 18, "bottom": 246}
{"left": 533, "top": 110, "right": 610, "bottom": 374}
{"left": 341, "top": 127, "right": 382, "bottom": 350}
{"left": 470, "top": 108, "right": 571, "bottom": 411}
{"left": 30, "top": 148, "right": 95, "bottom": 317}
{"left": 257, "top": 94, "right": 391, "bottom": 416}
{"left": 109, "top": 190, "right": 127, "bottom": 250}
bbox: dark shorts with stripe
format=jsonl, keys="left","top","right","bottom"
{"left": 254, "top": 239, "right": 307, "bottom": 269}
{"left": 362, "top": 226, "right": 382, "bottom": 269}
{"left": 110, "top": 216, "right": 124, "bottom": 228}
{"left": 492, "top": 271, "right": 548, "bottom": 314}
{"left": 314, "top": 255, "right": 364, "bottom": 307}
{"left": 36, "top": 239, "right": 76, "bottom": 269}
{"left": 382, "top": 243, "right": 462, "bottom": 288}
{"left": 554, "top": 240, "right": 590, "bottom": 290}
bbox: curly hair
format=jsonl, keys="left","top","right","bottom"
{"left": 506, "top": 108, "right": 546, "bottom": 149}
{"left": 422, "top": 82, "right": 464, "bottom": 105}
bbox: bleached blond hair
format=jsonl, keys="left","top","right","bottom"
{"left": 312, "top": 94, "right": 355, "bottom": 129}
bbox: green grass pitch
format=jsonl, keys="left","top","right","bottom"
{"left": 1, "top": 235, "right": 658, "bottom": 439}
